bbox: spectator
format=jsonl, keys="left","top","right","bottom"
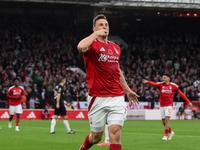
{"left": 42, "top": 105, "right": 50, "bottom": 120}
{"left": 177, "top": 104, "right": 186, "bottom": 120}
{"left": 145, "top": 90, "right": 154, "bottom": 109}
{"left": 29, "top": 96, "right": 39, "bottom": 109}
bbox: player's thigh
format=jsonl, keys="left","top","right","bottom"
{"left": 160, "top": 107, "right": 166, "bottom": 119}
{"left": 9, "top": 105, "right": 15, "bottom": 115}
{"left": 54, "top": 106, "right": 66, "bottom": 117}
{"left": 87, "top": 96, "right": 108, "bottom": 132}
{"left": 59, "top": 106, "right": 67, "bottom": 117}
{"left": 107, "top": 96, "right": 127, "bottom": 127}
{"left": 164, "top": 106, "right": 172, "bottom": 117}
{"left": 15, "top": 105, "right": 23, "bottom": 114}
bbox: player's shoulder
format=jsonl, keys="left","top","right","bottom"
{"left": 157, "top": 82, "right": 163, "bottom": 85}
{"left": 19, "top": 86, "right": 24, "bottom": 90}
{"left": 108, "top": 41, "right": 120, "bottom": 48}
{"left": 170, "top": 82, "right": 179, "bottom": 88}
{"left": 8, "top": 86, "right": 15, "bottom": 91}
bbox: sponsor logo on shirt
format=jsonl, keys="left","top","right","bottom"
{"left": 98, "top": 54, "right": 119, "bottom": 63}
{"left": 161, "top": 89, "right": 172, "bottom": 93}
{"left": 13, "top": 90, "right": 22, "bottom": 95}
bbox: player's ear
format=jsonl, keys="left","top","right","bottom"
{"left": 93, "top": 27, "right": 96, "bottom": 32}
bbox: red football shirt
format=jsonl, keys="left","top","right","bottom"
{"left": 7, "top": 86, "right": 24, "bottom": 106}
{"left": 83, "top": 39, "right": 124, "bottom": 97}
{"left": 153, "top": 82, "right": 179, "bottom": 107}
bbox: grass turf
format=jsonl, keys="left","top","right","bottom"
{"left": 0, "top": 120, "right": 200, "bottom": 150}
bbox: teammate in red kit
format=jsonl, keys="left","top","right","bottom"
{"left": 77, "top": 14, "right": 139, "bottom": 150}
{"left": 7, "top": 78, "right": 24, "bottom": 131}
{"left": 143, "top": 73, "right": 192, "bottom": 140}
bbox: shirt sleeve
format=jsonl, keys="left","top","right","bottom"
{"left": 147, "top": 81, "right": 161, "bottom": 88}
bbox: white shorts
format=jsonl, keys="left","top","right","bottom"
{"left": 87, "top": 95, "right": 127, "bottom": 132}
{"left": 9, "top": 104, "right": 23, "bottom": 115}
{"left": 160, "top": 106, "right": 172, "bottom": 119}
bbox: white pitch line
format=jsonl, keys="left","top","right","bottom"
{"left": 0, "top": 125, "right": 200, "bottom": 138}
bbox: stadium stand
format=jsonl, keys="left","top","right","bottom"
{"left": 0, "top": 3, "right": 200, "bottom": 111}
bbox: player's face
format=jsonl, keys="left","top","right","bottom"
{"left": 14, "top": 80, "right": 19, "bottom": 86}
{"left": 162, "top": 75, "right": 170, "bottom": 84}
{"left": 93, "top": 19, "right": 109, "bottom": 35}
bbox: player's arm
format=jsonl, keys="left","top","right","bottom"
{"left": 119, "top": 67, "right": 139, "bottom": 106}
{"left": 56, "top": 93, "right": 61, "bottom": 109}
{"left": 6, "top": 92, "right": 21, "bottom": 99}
{"left": 77, "top": 29, "right": 108, "bottom": 53}
{"left": 177, "top": 90, "right": 192, "bottom": 107}
{"left": 142, "top": 79, "right": 160, "bottom": 87}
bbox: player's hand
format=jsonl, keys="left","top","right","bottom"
{"left": 56, "top": 104, "right": 60, "bottom": 109}
{"left": 95, "top": 29, "right": 109, "bottom": 37}
{"left": 188, "top": 103, "right": 192, "bottom": 107}
{"left": 127, "top": 91, "right": 140, "bottom": 106}
{"left": 142, "top": 79, "right": 148, "bottom": 84}
{"left": 13, "top": 96, "right": 18, "bottom": 99}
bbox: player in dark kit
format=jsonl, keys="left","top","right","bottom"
{"left": 50, "top": 78, "right": 76, "bottom": 134}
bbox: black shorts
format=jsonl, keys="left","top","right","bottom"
{"left": 54, "top": 105, "right": 67, "bottom": 116}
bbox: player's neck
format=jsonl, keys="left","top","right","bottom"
{"left": 97, "top": 37, "right": 108, "bottom": 44}
{"left": 165, "top": 81, "right": 170, "bottom": 84}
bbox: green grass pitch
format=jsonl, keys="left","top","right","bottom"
{"left": 0, "top": 120, "right": 200, "bottom": 150}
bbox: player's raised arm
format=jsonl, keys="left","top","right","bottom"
{"left": 77, "top": 32, "right": 98, "bottom": 53}
{"left": 77, "top": 29, "right": 108, "bottom": 54}
{"left": 142, "top": 79, "right": 160, "bottom": 87}
{"left": 119, "top": 68, "right": 139, "bottom": 106}
{"left": 177, "top": 90, "right": 192, "bottom": 107}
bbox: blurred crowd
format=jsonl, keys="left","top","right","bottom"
{"left": 0, "top": 14, "right": 200, "bottom": 109}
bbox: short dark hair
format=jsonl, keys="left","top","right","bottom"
{"left": 163, "top": 73, "right": 170, "bottom": 78}
{"left": 93, "top": 14, "right": 107, "bottom": 27}
{"left": 60, "top": 77, "right": 66, "bottom": 83}
{"left": 13, "top": 77, "right": 20, "bottom": 83}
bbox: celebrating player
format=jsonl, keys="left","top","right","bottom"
{"left": 143, "top": 73, "right": 192, "bottom": 140}
{"left": 7, "top": 78, "right": 24, "bottom": 131}
{"left": 77, "top": 14, "right": 139, "bottom": 150}
{"left": 50, "top": 77, "right": 76, "bottom": 134}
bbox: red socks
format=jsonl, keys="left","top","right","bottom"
{"left": 109, "top": 144, "right": 122, "bottom": 150}
{"left": 164, "top": 129, "right": 169, "bottom": 137}
{"left": 16, "top": 121, "right": 20, "bottom": 127}
{"left": 169, "top": 127, "right": 172, "bottom": 133}
{"left": 80, "top": 134, "right": 93, "bottom": 150}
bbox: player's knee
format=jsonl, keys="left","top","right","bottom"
{"left": 16, "top": 114, "right": 20, "bottom": 119}
{"left": 110, "top": 132, "right": 121, "bottom": 143}
{"left": 63, "top": 115, "right": 68, "bottom": 119}
{"left": 109, "top": 129, "right": 121, "bottom": 143}
{"left": 53, "top": 115, "right": 58, "bottom": 119}
{"left": 91, "top": 135, "right": 102, "bottom": 144}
